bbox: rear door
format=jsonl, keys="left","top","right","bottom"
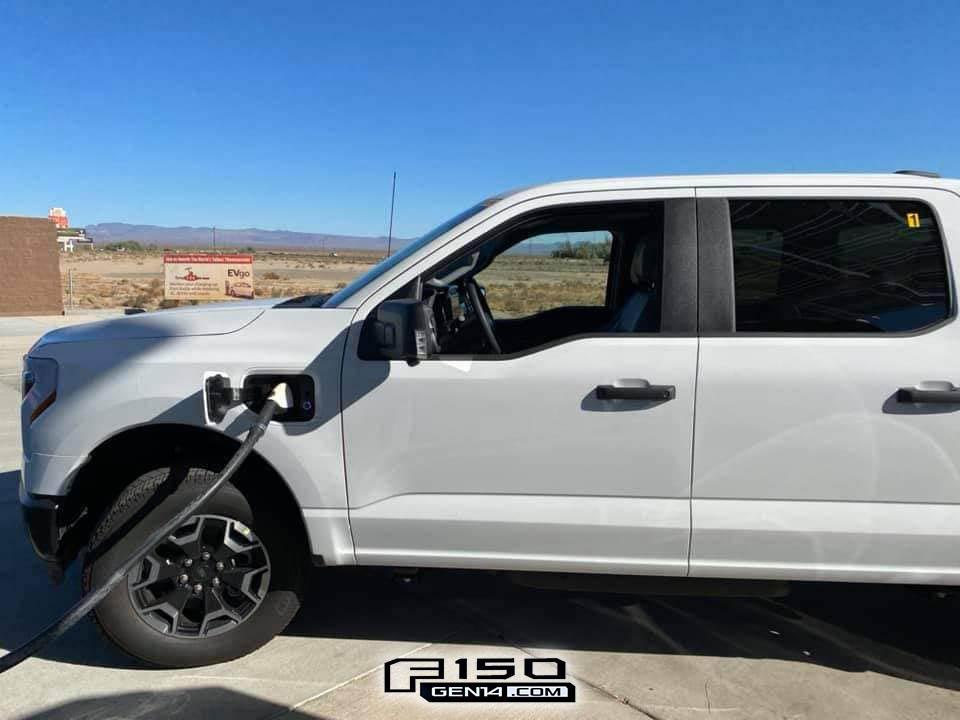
{"left": 691, "top": 185, "right": 960, "bottom": 584}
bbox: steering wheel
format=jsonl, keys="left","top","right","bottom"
{"left": 465, "top": 278, "right": 502, "bottom": 354}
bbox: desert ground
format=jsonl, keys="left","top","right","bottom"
{"left": 59, "top": 247, "right": 609, "bottom": 316}
{"left": 59, "top": 248, "right": 379, "bottom": 310}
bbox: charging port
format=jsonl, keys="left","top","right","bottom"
{"left": 204, "top": 373, "right": 315, "bottom": 423}
{"left": 243, "top": 374, "right": 315, "bottom": 422}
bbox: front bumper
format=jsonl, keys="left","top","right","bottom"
{"left": 19, "top": 452, "right": 90, "bottom": 581}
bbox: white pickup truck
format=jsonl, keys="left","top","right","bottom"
{"left": 19, "top": 172, "right": 960, "bottom": 667}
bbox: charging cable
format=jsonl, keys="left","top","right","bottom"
{"left": 0, "top": 383, "right": 293, "bottom": 674}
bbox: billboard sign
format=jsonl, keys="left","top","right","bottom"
{"left": 163, "top": 254, "right": 254, "bottom": 300}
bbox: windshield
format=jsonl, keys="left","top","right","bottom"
{"left": 323, "top": 202, "right": 490, "bottom": 307}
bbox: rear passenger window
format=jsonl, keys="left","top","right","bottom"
{"left": 731, "top": 199, "right": 951, "bottom": 333}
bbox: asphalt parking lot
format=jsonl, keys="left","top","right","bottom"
{"left": 1, "top": 316, "right": 960, "bottom": 719}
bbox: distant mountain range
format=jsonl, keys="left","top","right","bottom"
{"left": 84, "top": 222, "right": 408, "bottom": 252}
{"left": 82, "top": 222, "right": 598, "bottom": 257}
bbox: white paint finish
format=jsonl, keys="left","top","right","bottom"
{"left": 338, "top": 186, "right": 700, "bottom": 571}
{"left": 24, "top": 307, "right": 355, "bottom": 513}
{"left": 692, "top": 499, "right": 960, "bottom": 584}
{"left": 691, "top": 186, "right": 960, "bottom": 580}
{"left": 352, "top": 494, "right": 690, "bottom": 574}
{"left": 694, "top": 334, "right": 960, "bottom": 503}
{"left": 35, "top": 304, "right": 270, "bottom": 345}
{"left": 301, "top": 509, "right": 356, "bottom": 565}
{"left": 694, "top": 180, "right": 960, "bottom": 198}
{"left": 342, "top": 335, "right": 698, "bottom": 572}
{"left": 21, "top": 451, "right": 88, "bottom": 497}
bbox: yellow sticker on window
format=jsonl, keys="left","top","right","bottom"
{"left": 907, "top": 212, "right": 921, "bottom": 228}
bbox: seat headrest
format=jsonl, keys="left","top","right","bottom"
{"left": 629, "top": 239, "right": 656, "bottom": 288}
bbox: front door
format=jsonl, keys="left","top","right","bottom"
{"left": 691, "top": 187, "right": 960, "bottom": 584}
{"left": 341, "top": 193, "right": 699, "bottom": 575}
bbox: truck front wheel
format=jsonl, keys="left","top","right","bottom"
{"left": 82, "top": 465, "right": 304, "bottom": 667}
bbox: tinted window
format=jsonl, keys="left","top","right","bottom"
{"left": 731, "top": 199, "right": 950, "bottom": 333}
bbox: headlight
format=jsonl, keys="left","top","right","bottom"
{"left": 22, "top": 356, "right": 58, "bottom": 423}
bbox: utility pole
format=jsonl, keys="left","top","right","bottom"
{"left": 386, "top": 171, "right": 397, "bottom": 257}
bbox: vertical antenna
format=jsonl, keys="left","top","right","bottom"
{"left": 386, "top": 171, "right": 397, "bottom": 257}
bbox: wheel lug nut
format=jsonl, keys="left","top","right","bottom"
{"left": 215, "top": 561, "right": 224, "bottom": 571}
{"left": 201, "top": 551, "right": 211, "bottom": 561}
{"left": 178, "top": 574, "right": 189, "bottom": 584}
{"left": 183, "top": 558, "right": 193, "bottom": 567}
{"left": 193, "top": 583, "right": 203, "bottom": 594}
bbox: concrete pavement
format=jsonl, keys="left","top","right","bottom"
{"left": 1, "top": 314, "right": 960, "bottom": 719}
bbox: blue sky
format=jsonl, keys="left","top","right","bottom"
{"left": 1, "top": 1, "right": 958, "bottom": 237}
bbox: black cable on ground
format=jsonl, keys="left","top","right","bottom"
{"left": 0, "top": 390, "right": 286, "bottom": 674}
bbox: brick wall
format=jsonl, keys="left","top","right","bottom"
{"left": 0, "top": 216, "right": 64, "bottom": 316}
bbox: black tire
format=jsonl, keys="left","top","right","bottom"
{"left": 82, "top": 464, "right": 304, "bottom": 667}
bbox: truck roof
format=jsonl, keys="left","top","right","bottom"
{"left": 490, "top": 172, "right": 960, "bottom": 204}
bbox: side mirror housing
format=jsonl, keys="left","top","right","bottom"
{"left": 372, "top": 299, "right": 437, "bottom": 361}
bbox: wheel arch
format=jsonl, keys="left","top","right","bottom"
{"left": 61, "top": 423, "right": 312, "bottom": 570}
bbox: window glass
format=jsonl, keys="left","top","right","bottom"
{"left": 324, "top": 201, "right": 489, "bottom": 307}
{"left": 420, "top": 202, "right": 664, "bottom": 356}
{"left": 731, "top": 199, "right": 950, "bottom": 333}
{"left": 475, "top": 230, "right": 613, "bottom": 318}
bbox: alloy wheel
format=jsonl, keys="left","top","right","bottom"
{"left": 127, "top": 514, "right": 271, "bottom": 638}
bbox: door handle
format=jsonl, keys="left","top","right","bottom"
{"left": 596, "top": 384, "right": 676, "bottom": 401}
{"left": 897, "top": 386, "right": 960, "bottom": 404}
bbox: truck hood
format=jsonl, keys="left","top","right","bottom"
{"left": 32, "top": 299, "right": 283, "bottom": 348}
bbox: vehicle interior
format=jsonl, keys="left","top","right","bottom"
{"left": 412, "top": 202, "right": 665, "bottom": 356}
